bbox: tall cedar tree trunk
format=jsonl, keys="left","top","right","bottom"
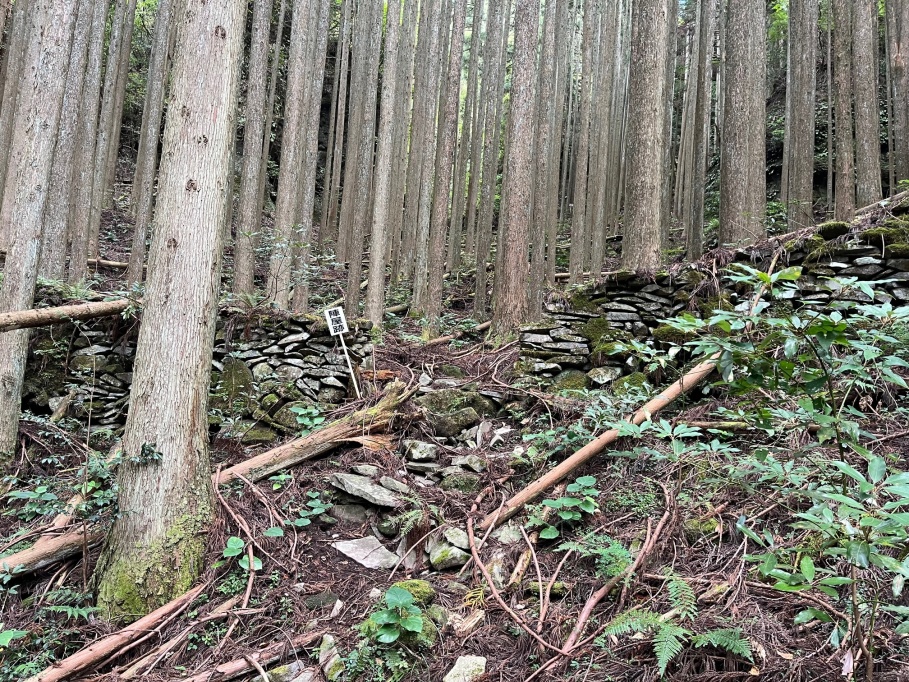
{"left": 319, "top": 0, "right": 348, "bottom": 246}
{"left": 365, "top": 0, "right": 404, "bottom": 326}
{"left": 343, "top": 0, "right": 383, "bottom": 320}
{"left": 68, "top": 0, "right": 111, "bottom": 283}
{"left": 0, "top": 0, "right": 32, "bottom": 253}
{"left": 424, "top": 0, "right": 469, "bottom": 336}
{"left": 37, "top": 0, "right": 94, "bottom": 280}
{"left": 258, "top": 0, "right": 289, "bottom": 219}
{"left": 622, "top": 0, "right": 673, "bottom": 270}
{"left": 232, "top": 0, "right": 275, "bottom": 295}
{"left": 492, "top": 0, "right": 539, "bottom": 334}
{"left": 472, "top": 0, "right": 509, "bottom": 318}
{"left": 95, "top": 0, "right": 244, "bottom": 617}
{"left": 0, "top": 0, "right": 78, "bottom": 461}
{"left": 267, "top": 0, "right": 312, "bottom": 308}
{"left": 685, "top": 0, "right": 716, "bottom": 257}
{"left": 832, "top": 0, "right": 855, "bottom": 220}
{"left": 126, "top": 0, "right": 175, "bottom": 286}
{"left": 530, "top": 0, "right": 559, "bottom": 301}
{"left": 888, "top": 0, "right": 909, "bottom": 184}
{"left": 718, "top": 0, "right": 766, "bottom": 246}
{"left": 87, "top": 0, "right": 138, "bottom": 263}
{"left": 322, "top": 0, "right": 352, "bottom": 246}
{"left": 852, "top": 0, "right": 882, "bottom": 206}
{"left": 568, "top": 0, "right": 596, "bottom": 283}
{"left": 411, "top": 0, "right": 449, "bottom": 314}
{"left": 784, "top": 0, "right": 817, "bottom": 231}
{"left": 290, "top": 0, "right": 330, "bottom": 312}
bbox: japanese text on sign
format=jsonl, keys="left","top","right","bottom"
{"left": 324, "top": 307, "right": 349, "bottom": 336}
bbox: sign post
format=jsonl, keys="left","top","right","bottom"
{"left": 324, "top": 307, "right": 361, "bottom": 400}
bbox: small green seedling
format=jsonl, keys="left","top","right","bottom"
{"left": 369, "top": 586, "right": 425, "bottom": 644}
{"left": 528, "top": 475, "right": 600, "bottom": 539}
{"left": 292, "top": 490, "right": 333, "bottom": 527}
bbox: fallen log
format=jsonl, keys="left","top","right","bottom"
{"left": 479, "top": 256, "right": 779, "bottom": 531}
{"left": 425, "top": 320, "right": 491, "bottom": 347}
{"left": 0, "top": 299, "right": 132, "bottom": 333}
{"left": 856, "top": 188, "right": 909, "bottom": 216}
{"left": 1, "top": 382, "right": 415, "bottom": 578}
{"left": 177, "top": 631, "right": 323, "bottom": 682}
{"left": 23, "top": 584, "right": 206, "bottom": 682}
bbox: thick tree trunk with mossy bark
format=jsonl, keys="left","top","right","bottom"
{"left": 0, "top": 1, "right": 79, "bottom": 462}
{"left": 95, "top": 0, "right": 244, "bottom": 619}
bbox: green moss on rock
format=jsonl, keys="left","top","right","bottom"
{"left": 652, "top": 324, "right": 696, "bottom": 345}
{"left": 612, "top": 372, "right": 649, "bottom": 397}
{"left": 568, "top": 291, "right": 602, "bottom": 313}
{"left": 392, "top": 579, "right": 436, "bottom": 605}
{"left": 816, "top": 220, "right": 851, "bottom": 240}
{"left": 550, "top": 369, "right": 589, "bottom": 392}
{"left": 886, "top": 243, "right": 909, "bottom": 257}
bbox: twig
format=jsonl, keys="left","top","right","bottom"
{"left": 520, "top": 526, "right": 545, "bottom": 629}
{"left": 244, "top": 654, "right": 271, "bottom": 682}
{"left": 466, "top": 519, "right": 566, "bottom": 655}
{"left": 538, "top": 550, "right": 573, "bottom": 632}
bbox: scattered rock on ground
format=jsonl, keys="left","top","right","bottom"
{"left": 429, "top": 541, "right": 470, "bottom": 570}
{"left": 403, "top": 439, "right": 439, "bottom": 461}
{"left": 331, "top": 537, "right": 400, "bottom": 569}
{"left": 318, "top": 635, "right": 344, "bottom": 682}
{"left": 443, "top": 656, "right": 487, "bottom": 682}
{"left": 443, "top": 527, "right": 470, "bottom": 550}
{"left": 330, "top": 473, "right": 403, "bottom": 507}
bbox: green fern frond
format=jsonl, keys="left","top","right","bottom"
{"left": 691, "top": 628, "right": 753, "bottom": 661}
{"left": 599, "top": 609, "right": 663, "bottom": 638}
{"left": 653, "top": 622, "right": 689, "bottom": 676}
{"left": 665, "top": 571, "right": 698, "bottom": 622}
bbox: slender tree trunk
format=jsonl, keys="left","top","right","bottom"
{"left": 319, "top": 0, "right": 347, "bottom": 245}
{"left": 852, "top": 0, "right": 882, "bottom": 206}
{"left": 447, "top": 0, "right": 484, "bottom": 274}
{"left": 0, "top": 0, "right": 32, "bottom": 253}
{"left": 0, "top": 0, "right": 78, "bottom": 461}
{"left": 462, "top": 0, "right": 490, "bottom": 263}
{"left": 546, "top": 0, "right": 572, "bottom": 283}
{"left": 686, "top": 0, "right": 717, "bottom": 257}
{"left": 718, "top": 0, "right": 766, "bottom": 246}
{"left": 126, "top": 0, "right": 175, "bottom": 286}
{"left": 826, "top": 3, "right": 834, "bottom": 214}
{"left": 95, "top": 0, "right": 244, "bottom": 618}
{"left": 68, "top": 0, "right": 111, "bottom": 283}
{"left": 784, "top": 0, "right": 817, "bottom": 231}
{"left": 37, "top": 0, "right": 94, "bottom": 280}
{"left": 492, "top": 0, "right": 539, "bottom": 335}
{"left": 424, "top": 0, "right": 469, "bottom": 335}
{"left": 266, "top": 0, "right": 312, "bottom": 308}
{"left": 88, "top": 0, "right": 138, "bottom": 262}
{"left": 832, "top": 0, "right": 855, "bottom": 220}
{"left": 290, "top": 0, "right": 331, "bottom": 312}
{"left": 343, "top": 0, "right": 384, "bottom": 319}
{"left": 886, "top": 0, "right": 909, "bottom": 184}
{"left": 472, "top": 0, "right": 510, "bottom": 319}
{"left": 568, "top": 0, "right": 595, "bottom": 284}
{"left": 322, "top": 0, "right": 351, "bottom": 247}
{"left": 232, "top": 0, "right": 275, "bottom": 295}
{"left": 258, "top": 0, "right": 289, "bottom": 214}
{"left": 365, "top": 0, "right": 404, "bottom": 326}
{"left": 885, "top": 10, "right": 896, "bottom": 193}
{"left": 622, "top": 0, "right": 673, "bottom": 270}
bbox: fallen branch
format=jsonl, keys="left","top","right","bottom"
{"left": 2, "top": 382, "right": 415, "bottom": 579}
{"left": 24, "top": 584, "right": 205, "bottom": 682}
{"left": 480, "top": 255, "right": 780, "bottom": 531}
{"left": 176, "top": 631, "right": 323, "bottom": 682}
{"left": 0, "top": 299, "right": 131, "bottom": 333}
{"left": 856, "top": 189, "right": 909, "bottom": 216}
{"left": 425, "top": 320, "right": 492, "bottom": 347}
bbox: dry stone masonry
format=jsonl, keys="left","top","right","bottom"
{"left": 519, "top": 218, "right": 909, "bottom": 390}
{"left": 23, "top": 306, "right": 372, "bottom": 444}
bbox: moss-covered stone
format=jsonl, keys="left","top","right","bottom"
{"left": 652, "top": 324, "right": 696, "bottom": 345}
{"left": 271, "top": 400, "right": 315, "bottom": 430}
{"left": 360, "top": 613, "right": 439, "bottom": 649}
{"left": 683, "top": 518, "right": 719, "bottom": 542}
{"left": 861, "top": 220, "right": 909, "bottom": 247}
{"left": 816, "top": 220, "right": 851, "bottom": 240}
{"left": 696, "top": 294, "right": 733, "bottom": 317}
{"left": 568, "top": 291, "right": 601, "bottom": 313}
{"left": 612, "top": 372, "right": 649, "bottom": 397}
{"left": 426, "top": 604, "right": 449, "bottom": 627}
{"left": 392, "top": 579, "right": 436, "bottom": 605}
{"left": 439, "top": 471, "right": 481, "bottom": 494}
{"left": 415, "top": 389, "right": 496, "bottom": 417}
{"left": 885, "top": 243, "right": 909, "bottom": 257}
{"left": 578, "top": 317, "right": 613, "bottom": 343}
{"left": 439, "top": 364, "right": 466, "bottom": 378}
{"left": 784, "top": 234, "right": 825, "bottom": 252}
{"left": 211, "top": 358, "right": 255, "bottom": 417}
{"left": 550, "top": 369, "right": 589, "bottom": 392}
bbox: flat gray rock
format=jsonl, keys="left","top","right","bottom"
{"left": 330, "top": 473, "right": 402, "bottom": 507}
{"left": 331, "top": 537, "right": 400, "bottom": 569}
{"left": 443, "top": 656, "right": 487, "bottom": 682}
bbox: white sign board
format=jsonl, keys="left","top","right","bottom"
{"left": 324, "top": 307, "right": 349, "bottom": 336}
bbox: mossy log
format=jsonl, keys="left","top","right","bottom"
{"left": 1, "top": 382, "right": 415, "bottom": 579}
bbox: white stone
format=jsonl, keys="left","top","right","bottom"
{"left": 331, "top": 537, "right": 400, "bottom": 569}
{"left": 443, "top": 656, "right": 487, "bottom": 682}
{"left": 330, "top": 473, "right": 402, "bottom": 507}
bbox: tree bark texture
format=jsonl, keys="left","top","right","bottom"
{"left": 718, "top": 0, "right": 766, "bottom": 246}
{"left": 852, "top": 0, "right": 882, "bottom": 207}
{"left": 832, "top": 0, "right": 856, "bottom": 220}
{"left": 0, "top": 0, "right": 78, "bottom": 461}
{"left": 95, "top": 0, "right": 244, "bottom": 618}
{"left": 887, "top": 0, "right": 909, "bottom": 184}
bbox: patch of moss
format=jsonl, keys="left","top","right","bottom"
{"left": 568, "top": 291, "right": 600, "bottom": 313}
{"left": 392, "top": 580, "right": 436, "bottom": 605}
{"left": 696, "top": 294, "right": 733, "bottom": 317}
{"left": 886, "top": 243, "right": 909, "bottom": 257}
{"left": 359, "top": 614, "right": 439, "bottom": 649}
{"left": 784, "top": 234, "right": 825, "bottom": 252}
{"left": 652, "top": 324, "right": 696, "bottom": 345}
{"left": 550, "top": 369, "right": 589, "bottom": 392}
{"left": 816, "top": 220, "right": 851, "bottom": 240}
{"left": 862, "top": 221, "right": 909, "bottom": 246}
{"left": 612, "top": 372, "right": 649, "bottom": 398}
